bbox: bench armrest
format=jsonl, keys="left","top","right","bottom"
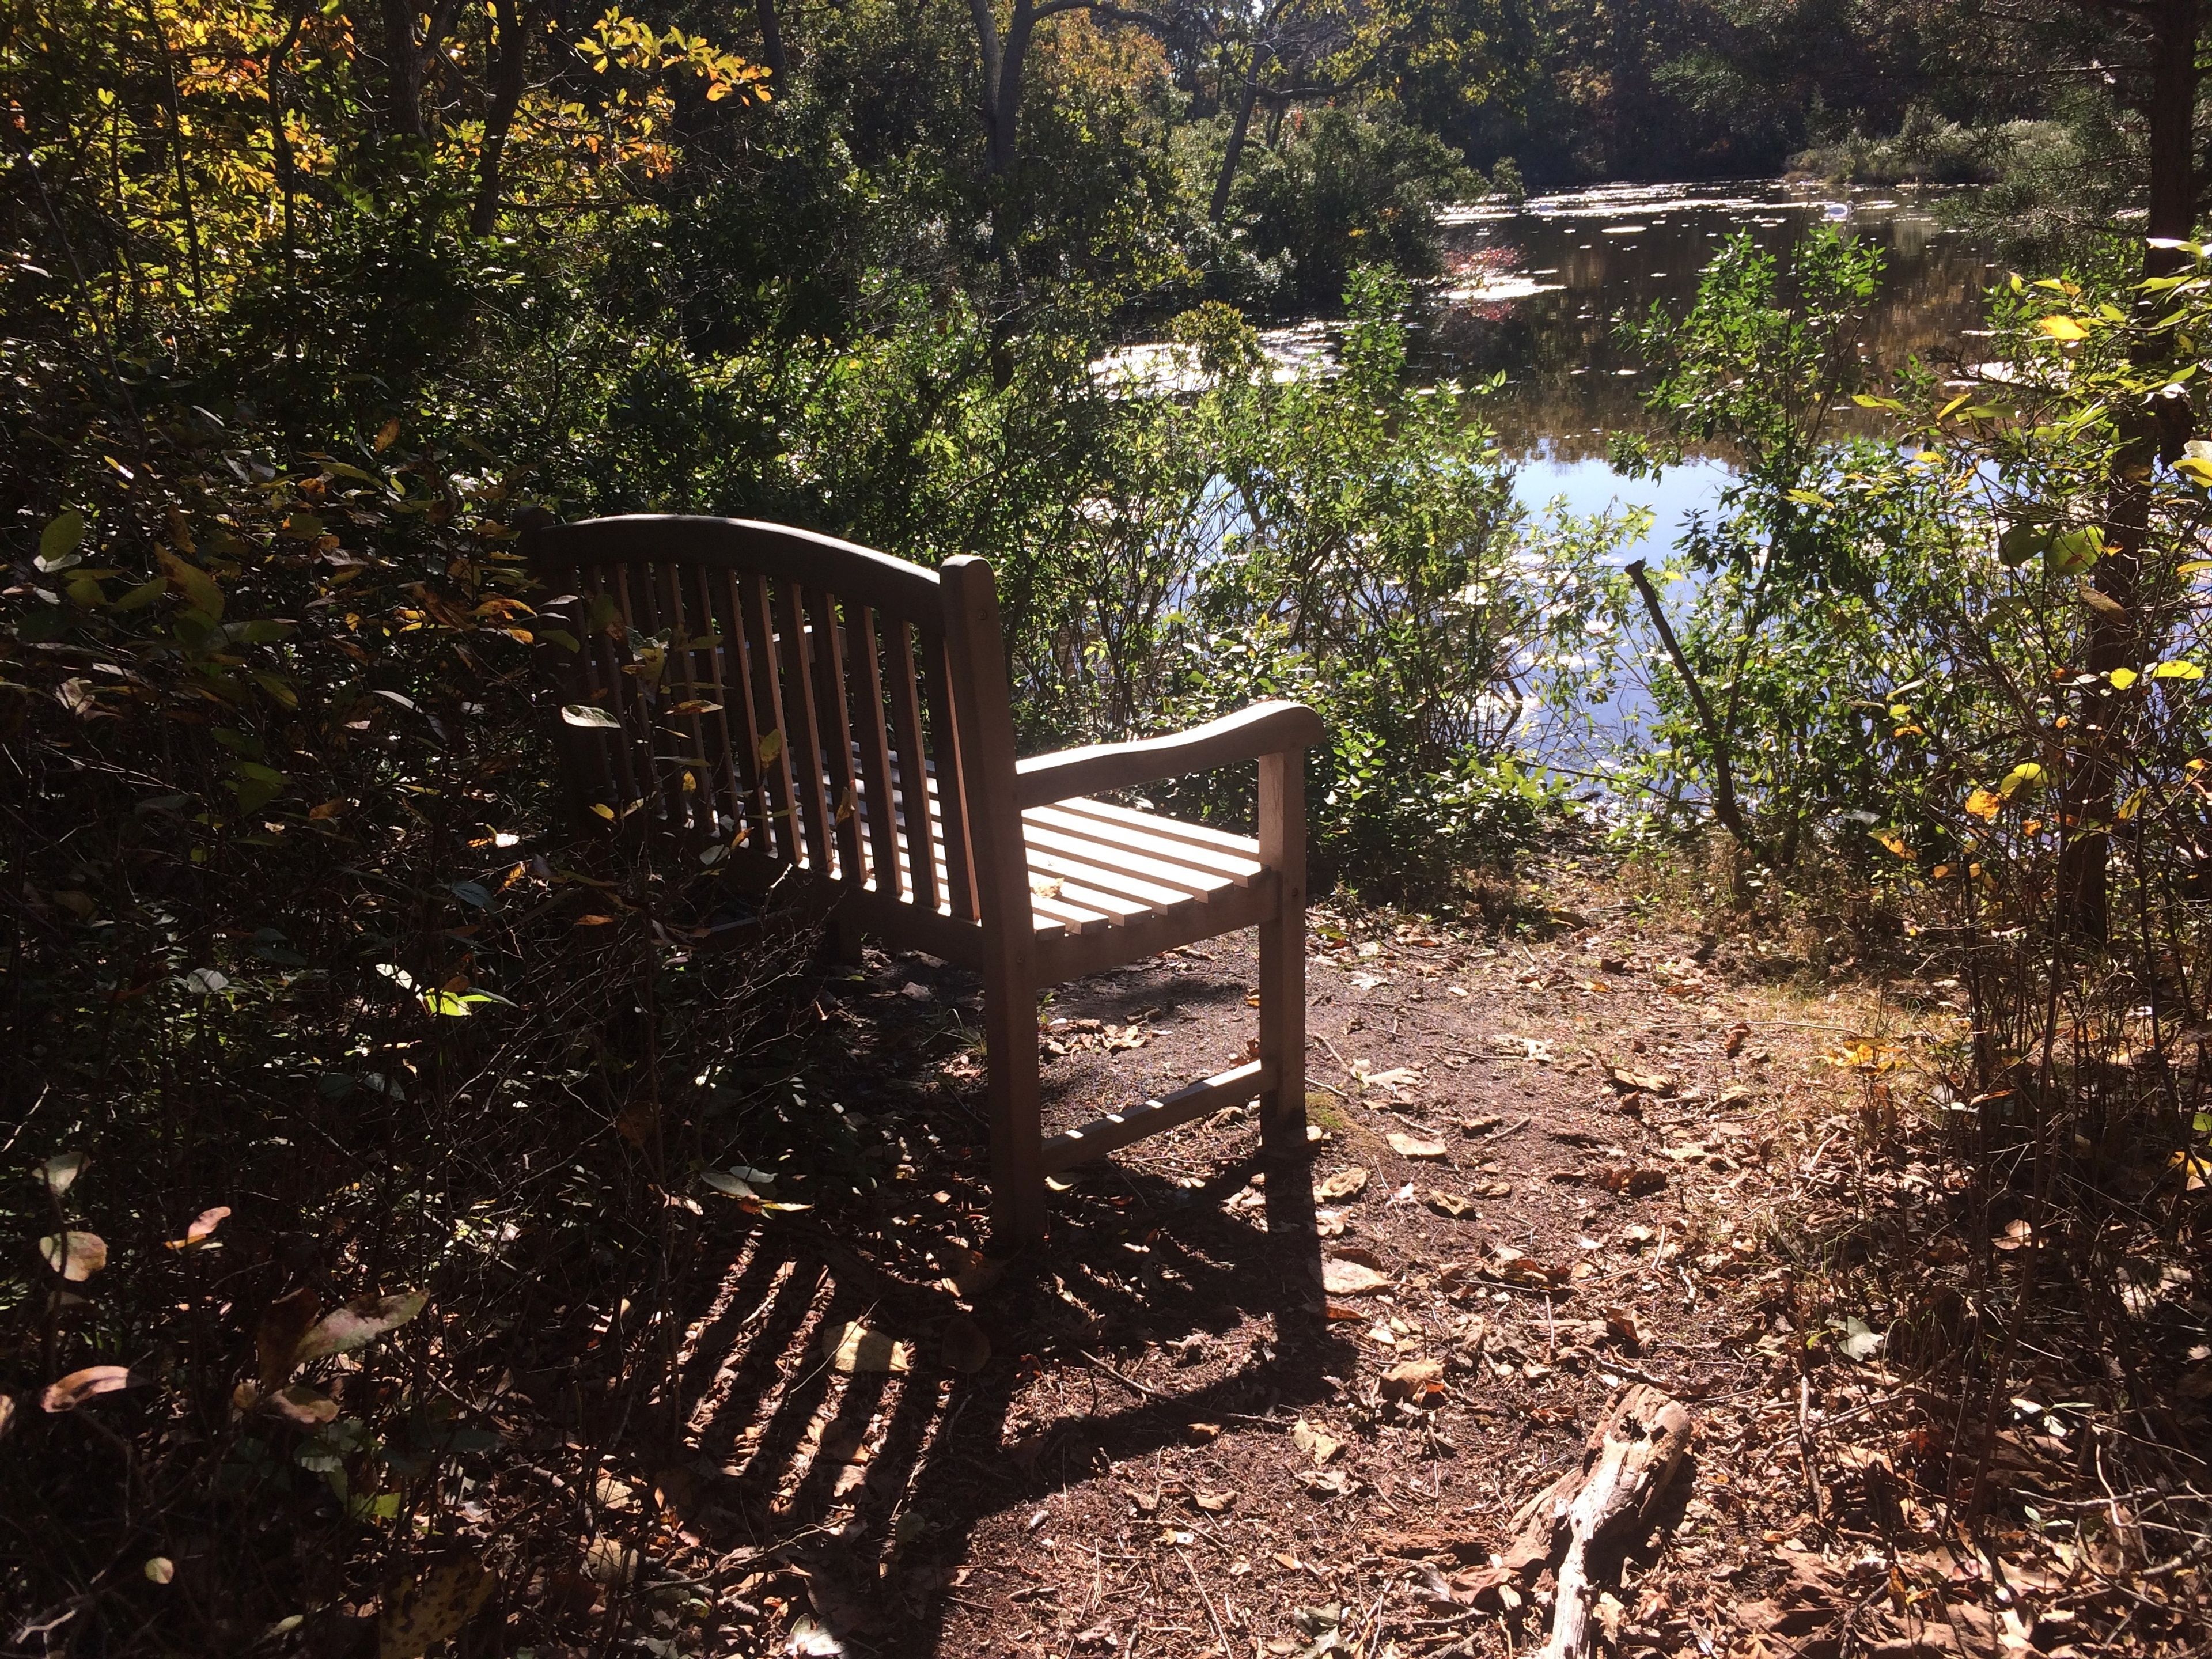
{"left": 1013, "top": 701, "right": 1325, "bottom": 809}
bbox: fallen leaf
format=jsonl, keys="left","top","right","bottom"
{"left": 1839, "top": 1317, "right": 1885, "bottom": 1361}
{"left": 1427, "top": 1190, "right": 1474, "bottom": 1218}
{"left": 380, "top": 1556, "right": 495, "bottom": 1659}
{"left": 941, "top": 1315, "right": 991, "bottom": 1374}
{"left": 1315, "top": 1166, "right": 1370, "bottom": 1201}
{"left": 584, "top": 1537, "right": 638, "bottom": 1585}
{"left": 1380, "top": 1358, "right": 1445, "bottom": 1403}
{"left": 1599, "top": 1306, "right": 1643, "bottom": 1348}
{"left": 38, "top": 1230, "right": 106, "bottom": 1281}
{"left": 1724, "top": 1022, "right": 1751, "bottom": 1057}
{"left": 1361, "top": 1066, "right": 1421, "bottom": 1092}
{"left": 939, "top": 1246, "right": 1009, "bottom": 1299}
{"left": 822, "top": 1321, "right": 911, "bottom": 1373}
{"left": 1388, "top": 1134, "right": 1449, "bottom": 1160}
{"left": 1596, "top": 1163, "right": 1668, "bottom": 1197}
{"left": 166, "top": 1206, "right": 231, "bottom": 1252}
{"left": 1192, "top": 1488, "right": 1234, "bottom": 1512}
{"left": 267, "top": 1383, "right": 340, "bottom": 1426}
{"left": 257, "top": 1288, "right": 322, "bottom": 1388}
{"left": 1322, "top": 1257, "right": 1390, "bottom": 1295}
{"left": 785, "top": 1614, "right": 847, "bottom": 1656}
{"left": 1291, "top": 1417, "right": 1343, "bottom": 1465}
{"left": 1608, "top": 1067, "right": 1677, "bottom": 1096}
{"left": 41, "top": 1365, "right": 137, "bottom": 1411}
{"left": 594, "top": 1474, "right": 635, "bottom": 1510}
{"left": 1186, "top": 1421, "right": 1222, "bottom": 1444}
{"left": 297, "top": 1290, "right": 428, "bottom": 1361}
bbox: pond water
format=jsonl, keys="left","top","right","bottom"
{"left": 1100, "top": 180, "right": 1997, "bottom": 565}
{"left": 1435, "top": 180, "right": 1998, "bottom": 559}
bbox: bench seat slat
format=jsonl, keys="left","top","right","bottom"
{"left": 1040, "top": 794, "right": 1266, "bottom": 861}
{"left": 1020, "top": 817, "right": 1243, "bottom": 897}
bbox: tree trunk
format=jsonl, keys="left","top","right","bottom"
{"left": 971, "top": 0, "right": 1036, "bottom": 176}
{"left": 755, "top": 0, "right": 788, "bottom": 95}
{"left": 1209, "top": 49, "right": 1266, "bottom": 222}
{"left": 2056, "top": 0, "right": 2198, "bottom": 941}
{"left": 377, "top": 0, "right": 427, "bottom": 139}
{"left": 468, "top": 0, "right": 537, "bottom": 236}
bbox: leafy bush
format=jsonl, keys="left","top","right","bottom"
{"left": 1790, "top": 106, "right": 2009, "bottom": 185}
{"left": 1058, "top": 270, "right": 1634, "bottom": 893}
{"left": 1230, "top": 107, "right": 1479, "bottom": 307}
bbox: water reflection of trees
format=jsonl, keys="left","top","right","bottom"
{"left": 1411, "top": 184, "right": 1995, "bottom": 456}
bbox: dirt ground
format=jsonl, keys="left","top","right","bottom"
{"left": 517, "top": 858, "right": 2195, "bottom": 1658}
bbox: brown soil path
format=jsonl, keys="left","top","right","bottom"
{"left": 616, "top": 872, "right": 1905, "bottom": 1659}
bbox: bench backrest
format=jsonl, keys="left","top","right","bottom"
{"left": 524, "top": 516, "right": 1024, "bottom": 930}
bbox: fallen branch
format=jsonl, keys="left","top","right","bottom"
{"left": 1539, "top": 1385, "right": 1695, "bottom": 1659}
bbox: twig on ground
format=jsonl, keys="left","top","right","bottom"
{"left": 1081, "top": 1350, "right": 1172, "bottom": 1402}
{"left": 1180, "top": 1547, "right": 1235, "bottom": 1655}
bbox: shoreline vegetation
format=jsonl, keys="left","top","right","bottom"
{"left": 5, "top": 0, "right": 2210, "bottom": 1649}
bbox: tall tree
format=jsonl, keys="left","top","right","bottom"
{"left": 2052, "top": 0, "right": 2200, "bottom": 940}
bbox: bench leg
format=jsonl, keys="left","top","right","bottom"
{"left": 1258, "top": 751, "right": 1308, "bottom": 1159}
{"left": 984, "top": 964, "right": 1047, "bottom": 1247}
{"left": 823, "top": 908, "right": 863, "bottom": 967}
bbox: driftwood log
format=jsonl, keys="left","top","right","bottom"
{"left": 1440, "top": 1387, "right": 1693, "bottom": 1656}
{"left": 1539, "top": 1385, "right": 1694, "bottom": 1659}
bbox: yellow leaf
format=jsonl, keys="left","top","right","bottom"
{"left": 1998, "top": 761, "right": 2046, "bottom": 799}
{"left": 1871, "top": 830, "right": 1914, "bottom": 859}
{"left": 1964, "top": 788, "right": 2003, "bottom": 820}
{"left": 2153, "top": 660, "right": 2206, "bottom": 681}
{"left": 156, "top": 550, "right": 224, "bottom": 621}
{"left": 2110, "top": 667, "right": 2139, "bottom": 689}
{"left": 2038, "top": 316, "right": 2089, "bottom": 342}
{"left": 379, "top": 1557, "right": 494, "bottom": 1659}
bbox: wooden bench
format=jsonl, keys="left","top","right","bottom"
{"left": 524, "top": 514, "right": 1323, "bottom": 1243}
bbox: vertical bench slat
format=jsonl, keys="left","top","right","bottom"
{"left": 849, "top": 608, "right": 903, "bottom": 898}
{"left": 687, "top": 563, "right": 747, "bottom": 850}
{"left": 775, "top": 579, "right": 835, "bottom": 874}
{"left": 918, "top": 626, "right": 978, "bottom": 921}
{"left": 659, "top": 561, "right": 715, "bottom": 847}
{"left": 714, "top": 569, "right": 771, "bottom": 854}
{"left": 884, "top": 619, "right": 938, "bottom": 912}
{"left": 622, "top": 562, "right": 687, "bottom": 835}
{"left": 740, "top": 573, "right": 801, "bottom": 864}
{"left": 808, "top": 588, "right": 865, "bottom": 884}
{"left": 584, "top": 566, "right": 644, "bottom": 821}
{"left": 540, "top": 566, "right": 613, "bottom": 823}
